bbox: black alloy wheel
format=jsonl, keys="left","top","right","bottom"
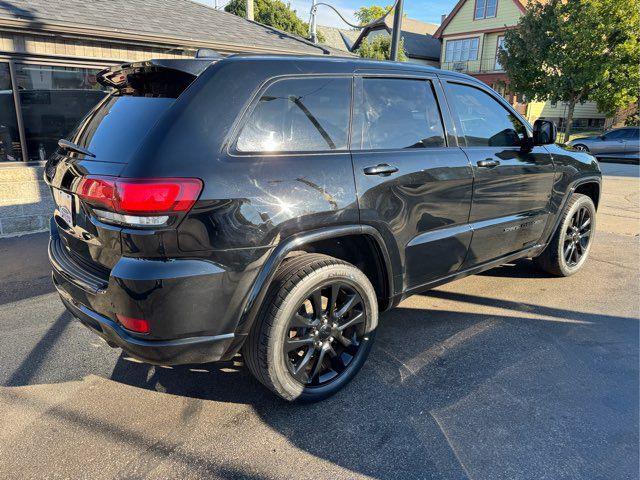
{"left": 534, "top": 193, "right": 596, "bottom": 276}
{"left": 563, "top": 205, "right": 592, "bottom": 267}
{"left": 243, "top": 253, "right": 378, "bottom": 402}
{"left": 283, "top": 282, "right": 367, "bottom": 387}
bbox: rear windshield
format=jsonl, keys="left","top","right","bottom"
{"left": 67, "top": 94, "right": 174, "bottom": 163}
{"left": 64, "top": 62, "right": 203, "bottom": 163}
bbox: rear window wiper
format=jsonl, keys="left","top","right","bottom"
{"left": 58, "top": 139, "right": 96, "bottom": 158}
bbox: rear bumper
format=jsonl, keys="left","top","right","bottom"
{"left": 57, "top": 288, "right": 235, "bottom": 365}
{"left": 48, "top": 222, "right": 247, "bottom": 365}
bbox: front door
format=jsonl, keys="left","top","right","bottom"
{"left": 442, "top": 80, "right": 556, "bottom": 268}
{"left": 598, "top": 129, "right": 629, "bottom": 156}
{"left": 351, "top": 75, "right": 474, "bottom": 292}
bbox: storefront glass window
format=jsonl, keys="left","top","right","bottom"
{"left": 15, "top": 64, "right": 109, "bottom": 161}
{"left": 0, "top": 63, "right": 22, "bottom": 162}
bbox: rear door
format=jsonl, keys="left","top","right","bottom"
{"left": 351, "top": 73, "right": 473, "bottom": 291}
{"left": 442, "top": 79, "right": 555, "bottom": 267}
{"left": 624, "top": 128, "right": 639, "bottom": 157}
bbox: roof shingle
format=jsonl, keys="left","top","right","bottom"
{"left": 0, "top": 0, "right": 348, "bottom": 56}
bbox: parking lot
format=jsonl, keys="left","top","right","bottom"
{"left": 0, "top": 162, "right": 637, "bottom": 480}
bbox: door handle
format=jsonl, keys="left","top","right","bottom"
{"left": 477, "top": 159, "right": 500, "bottom": 168}
{"left": 363, "top": 164, "right": 399, "bottom": 176}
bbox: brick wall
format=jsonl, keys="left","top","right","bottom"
{"left": 0, "top": 162, "right": 53, "bottom": 237}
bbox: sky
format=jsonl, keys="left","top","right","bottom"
{"left": 196, "top": 0, "right": 458, "bottom": 28}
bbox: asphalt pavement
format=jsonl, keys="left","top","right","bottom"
{"left": 0, "top": 162, "right": 638, "bottom": 480}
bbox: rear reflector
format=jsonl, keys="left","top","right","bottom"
{"left": 116, "top": 314, "right": 150, "bottom": 334}
{"left": 76, "top": 176, "right": 202, "bottom": 226}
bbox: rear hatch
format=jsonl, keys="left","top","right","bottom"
{"left": 45, "top": 59, "right": 214, "bottom": 273}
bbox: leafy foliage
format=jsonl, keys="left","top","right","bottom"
{"left": 500, "top": 0, "right": 639, "bottom": 141}
{"left": 225, "top": 0, "right": 323, "bottom": 42}
{"left": 354, "top": 5, "right": 392, "bottom": 26}
{"left": 357, "top": 36, "right": 407, "bottom": 61}
{"left": 624, "top": 111, "right": 639, "bottom": 127}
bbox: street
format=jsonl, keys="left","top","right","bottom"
{"left": 0, "top": 162, "right": 638, "bottom": 480}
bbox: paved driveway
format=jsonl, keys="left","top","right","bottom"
{"left": 0, "top": 163, "right": 638, "bottom": 480}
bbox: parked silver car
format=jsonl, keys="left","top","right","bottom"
{"left": 568, "top": 126, "right": 639, "bottom": 161}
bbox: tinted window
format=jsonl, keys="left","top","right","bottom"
{"left": 67, "top": 95, "right": 175, "bottom": 163}
{"left": 448, "top": 83, "right": 527, "bottom": 147}
{"left": 352, "top": 78, "right": 445, "bottom": 150}
{"left": 603, "top": 129, "right": 627, "bottom": 140}
{"left": 626, "top": 128, "right": 640, "bottom": 140}
{"left": 236, "top": 77, "right": 351, "bottom": 153}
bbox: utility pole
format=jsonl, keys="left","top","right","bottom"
{"left": 389, "top": 0, "right": 404, "bottom": 61}
{"left": 310, "top": 0, "right": 318, "bottom": 44}
{"left": 246, "top": 0, "right": 254, "bottom": 21}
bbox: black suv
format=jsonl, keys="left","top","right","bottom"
{"left": 46, "top": 55, "right": 601, "bottom": 402}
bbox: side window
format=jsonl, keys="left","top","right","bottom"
{"left": 627, "top": 128, "right": 640, "bottom": 140}
{"left": 352, "top": 78, "right": 446, "bottom": 150}
{"left": 447, "top": 82, "right": 527, "bottom": 147}
{"left": 603, "top": 129, "right": 626, "bottom": 140}
{"left": 236, "top": 77, "right": 351, "bottom": 153}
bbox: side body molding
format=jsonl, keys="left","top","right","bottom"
{"left": 234, "top": 225, "right": 396, "bottom": 339}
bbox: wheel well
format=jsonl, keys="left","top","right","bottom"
{"left": 289, "top": 234, "right": 391, "bottom": 310}
{"left": 574, "top": 182, "right": 600, "bottom": 209}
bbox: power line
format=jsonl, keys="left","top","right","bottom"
{"left": 309, "top": 0, "right": 405, "bottom": 61}
{"left": 310, "top": 0, "right": 402, "bottom": 30}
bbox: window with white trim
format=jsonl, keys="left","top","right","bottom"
{"left": 475, "top": 0, "right": 498, "bottom": 20}
{"left": 445, "top": 38, "right": 480, "bottom": 62}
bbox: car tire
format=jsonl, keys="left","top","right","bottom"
{"left": 534, "top": 193, "right": 596, "bottom": 276}
{"left": 573, "top": 144, "right": 589, "bottom": 152}
{"left": 243, "top": 253, "right": 378, "bottom": 402}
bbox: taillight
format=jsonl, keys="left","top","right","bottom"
{"left": 76, "top": 176, "right": 202, "bottom": 227}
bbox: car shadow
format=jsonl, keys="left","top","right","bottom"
{"left": 108, "top": 294, "right": 638, "bottom": 480}
{"left": 476, "top": 258, "right": 556, "bottom": 279}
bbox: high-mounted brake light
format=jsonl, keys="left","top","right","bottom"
{"left": 76, "top": 176, "right": 202, "bottom": 227}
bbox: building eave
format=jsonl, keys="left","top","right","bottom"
{"left": 0, "top": 16, "right": 336, "bottom": 56}
{"left": 439, "top": 26, "right": 514, "bottom": 38}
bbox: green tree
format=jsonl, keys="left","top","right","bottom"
{"left": 225, "top": 0, "right": 323, "bottom": 42}
{"left": 499, "top": 0, "right": 639, "bottom": 142}
{"left": 625, "top": 111, "right": 639, "bottom": 127}
{"left": 354, "top": 5, "right": 392, "bottom": 26}
{"left": 357, "top": 36, "right": 407, "bottom": 61}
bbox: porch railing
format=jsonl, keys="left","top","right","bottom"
{"left": 440, "top": 57, "right": 504, "bottom": 75}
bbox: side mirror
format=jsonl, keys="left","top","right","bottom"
{"left": 533, "top": 119, "right": 557, "bottom": 145}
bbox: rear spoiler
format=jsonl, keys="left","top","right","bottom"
{"left": 97, "top": 59, "right": 218, "bottom": 89}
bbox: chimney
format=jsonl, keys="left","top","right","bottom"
{"left": 246, "top": 0, "right": 254, "bottom": 21}
{"left": 441, "top": 13, "right": 447, "bottom": 23}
